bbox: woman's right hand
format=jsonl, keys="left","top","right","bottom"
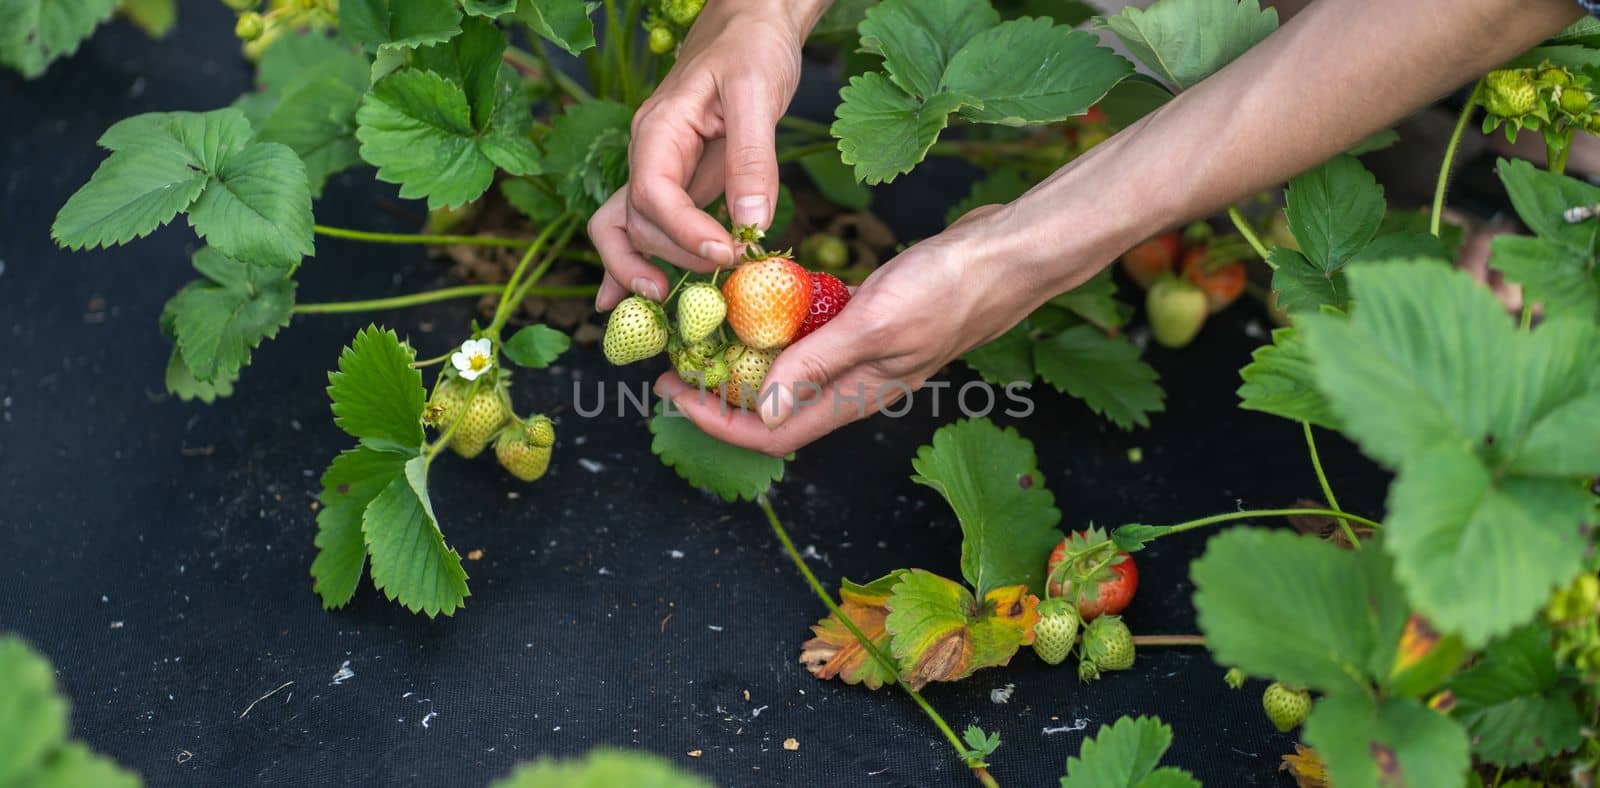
{"left": 589, "top": 0, "right": 828, "bottom": 310}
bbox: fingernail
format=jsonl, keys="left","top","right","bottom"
{"left": 761, "top": 385, "right": 792, "bottom": 429}
{"left": 699, "top": 241, "right": 734, "bottom": 265}
{"left": 632, "top": 277, "right": 662, "bottom": 301}
{"left": 732, "top": 196, "right": 769, "bottom": 229}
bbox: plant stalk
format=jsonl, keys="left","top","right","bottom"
{"left": 758, "top": 496, "right": 999, "bottom": 788}
{"left": 1227, "top": 206, "right": 1271, "bottom": 261}
{"left": 1161, "top": 508, "right": 1383, "bottom": 537}
{"left": 1432, "top": 84, "right": 1479, "bottom": 238}
{"left": 1131, "top": 635, "right": 1206, "bottom": 647}
{"left": 314, "top": 225, "right": 532, "bottom": 249}
{"left": 425, "top": 375, "right": 483, "bottom": 464}
{"left": 1302, "top": 422, "right": 1360, "bottom": 548}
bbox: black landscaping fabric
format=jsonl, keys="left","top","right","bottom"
{"left": 1, "top": 5, "right": 1394, "bottom": 787}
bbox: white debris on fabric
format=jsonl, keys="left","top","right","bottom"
{"left": 1042, "top": 719, "right": 1092, "bottom": 735}
{"left": 1244, "top": 320, "right": 1267, "bottom": 340}
{"left": 420, "top": 711, "right": 438, "bottom": 729}
{"left": 989, "top": 683, "right": 1015, "bottom": 704}
{"left": 598, "top": 567, "right": 614, "bottom": 576}
{"left": 578, "top": 458, "right": 605, "bottom": 473}
{"left": 707, "top": 625, "right": 724, "bottom": 632}
{"left": 751, "top": 705, "right": 769, "bottom": 718}
{"left": 330, "top": 660, "right": 355, "bottom": 685}
{"left": 667, "top": 549, "right": 685, "bottom": 559}
{"left": 109, "top": 621, "right": 124, "bottom": 629}
{"left": 800, "top": 545, "right": 831, "bottom": 566}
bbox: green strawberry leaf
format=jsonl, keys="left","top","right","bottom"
{"left": 0, "top": 0, "right": 119, "bottom": 78}
{"left": 165, "top": 247, "right": 296, "bottom": 384}
{"left": 412, "top": 15, "right": 505, "bottom": 129}
{"left": 187, "top": 142, "right": 315, "bottom": 267}
{"left": 1097, "top": 73, "right": 1173, "bottom": 127}
{"left": 1497, "top": 157, "right": 1600, "bottom": 255}
{"left": 940, "top": 19, "right": 1132, "bottom": 126}
{"left": 1059, "top": 715, "right": 1199, "bottom": 788}
{"left": 356, "top": 67, "right": 541, "bottom": 209}
{"left": 1050, "top": 271, "right": 1129, "bottom": 334}
{"left": 1489, "top": 235, "right": 1600, "bottom": 323}
{"left": 502, "top": 324, "right": 571, "bottom": 369}
{"left": 1302, "top": 694, "right": 1470, "bottom": 788}
{"left": 327, "top": 326, "right": 427, "bottom": 453}
{"left": 1268, "top": 247, "right": 1347, "bottom": 315}
{"left": 1034, "top": 325, "right": 1164, "bottom": 430}
{"left": 164, "top": 348, "right": 236, "bottom": 404}
{"left": 1191, "top": 528, "right": 1409, "bottom": 694}
{"left": 1269, "top": 155, "right": 1385, "bottom": 314}
{"left": 362, "top": 455, "right": 469, "bottom": 617}
{"left": 832, "top": 74, "right": 970, "bottom": 185}
{"left": 883, "top": 569, "right": 1037, "bottom": 690}
{"left": 857, "top": 0, "right": 999, "bottom": 99}
{"left": 513, "top": 0, "right": 597, "bottom": 56}
{"left": 1236, "top": 325, "right": 1341, "bottom": 430}
{"left": 254, "top": 74, "right": 366, "bottom": 198}
{"left": 339, "top": 0, "right": 462, "bottom": 50}
{"left": 910, "top": 418, "right": 1061, "bottom": 596}
{"left": 502, "top": 177, "right": 565, "bottom": 224}
{"left": 312, "top": 447, "right": 411, "bottom": 609}
{"left": 649, "top": 402, "right": 785, "bottom": 502}
{"left": 961, "top": 322, "right": 1035, "bottom": 385}
{"left": 945, "top": 166, "right": 1030, "bottom": 226}
{"left": 1300, "top": 262, "right": 1600, "bottom": 646}
{"left": 1095, "top": 0, "right": 1276, "bottom": 91}
{"left": 798, "top": 149, "right": 873, "bottom": 212}
{"left": 1449, "top": 623, "right": 1583, "bottom": 766}
{"left": 0, "top": 637, "right": 140, "bottom": 788}
{"left": 463, "top": 0, "right": 516, "bottom": 18}
{"left": 491, "top": 749, "right": 710, "bottom": 788}
{"left": 800, "top": 572, "right": 904, "bottom": 690}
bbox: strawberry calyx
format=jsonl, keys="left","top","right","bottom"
{"left": 1045, "top": 525, "right": 1123, "bottom": 603}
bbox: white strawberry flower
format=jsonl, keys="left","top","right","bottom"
{"left": 451, "top": 337, "right": 495, "bottom": 381}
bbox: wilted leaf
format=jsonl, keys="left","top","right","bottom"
{"left": 799, "top": 572, "right": 903, "bottom": 689}
{"left": 883, "top": 570, "right": 1038, "bottom": 690}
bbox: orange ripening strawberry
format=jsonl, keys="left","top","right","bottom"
{"left": 723, "top": 253, "right": 813, "bottom": 350}
{"left": 1180, "top": 246, "right": 1246, "bottom": 313}
{"left": 1120, "top": 233, "right": 1180, "bottom": 290}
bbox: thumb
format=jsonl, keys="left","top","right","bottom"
{"left": 722, "top": 75, "right": 781, "bottom": 232}
{"left": 758, "top": 318, "right": 866, "bottom": 428}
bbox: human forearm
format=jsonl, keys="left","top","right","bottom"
{"left": 989, "top": 0, "right": 1582, "bottom": 296}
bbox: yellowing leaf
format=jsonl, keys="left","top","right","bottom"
{"left": 799, "top": 573, "right": 902, "bottom": 689}
{"left": 883, "top": 570, "right": 1038, "bottom": 690}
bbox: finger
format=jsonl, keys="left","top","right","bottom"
{"left": 657, "top": 371, "right": 870, "bottom": 456}
{"left": 687, "top": 138, "right": 727, "bottom": 207}
{"left": 595, "top": 271, "right": 627, "bottom": 312}
{"left": 589, "top": 191, "right": 666, "bottom": 308}
{"left": 628, "top": 107, "right": 736, "bottom": 267}
{"left": 756, "top": 313, "right": 874, "bottom": 428}
{"left": 720, "top": 74, "right": 781, "bottom": 231}
{"left": 625, "top": 207, "right": 725, "bottom": 274}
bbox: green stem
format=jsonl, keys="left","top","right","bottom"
{"left": 1303, "top": 421, "right": 1360, "bottom": 548}
{"left": 1131, "top": 635, "right": 1206, "bottom": 647}
{"left": 426, "top": 375, "right": 483, "bottom": 464}
{"left": 522, "top": 42, "right": 593, "bottom": 102}
{"left": 1163, "top": 508, "right": 1383, "bottom": 536}
{"left": 489, "top": 217, "right": 573, "bottom": 334}
{"left": 1227, "top": 206, "right": 1271, "bottom": 261}
{"left": 1432, "top": 85, "right": 1478, "bottom": 238}
{"left": 777, "top": 115, "right": 834, "bottom": 138}
{"left": 295, "top": 285, "right": 501, "bottom": 314}
{"left": 776, "top": 140, "right": 840, "bottom": 164}
{"left": 493, "top": 221, "right": 581, "bottom": 336}
{"left": 314, "top": 225, "right": 531, "bottom": 249}
{"left": 1520, "top": 302, "right": 1534, "bottom": 330}
{"left": 758, "top": 496, "right": 998, "bottom": 787}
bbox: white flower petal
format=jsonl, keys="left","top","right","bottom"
{"left": 467, "top": 337, "right": 493, "bottom": 356}
{"left": 451, "top": 352, "right": 471, "bottom": 372}
{"left": 459, "top": 366, "right": 484, "bottom": 381}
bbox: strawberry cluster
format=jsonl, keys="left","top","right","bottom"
{"left": 1120, "top": 222, "right": 1248, "bottom": 349}
{"left": 601, "top": 226, "right": 850, "bottom": 410}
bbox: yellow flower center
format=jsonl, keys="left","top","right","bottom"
{"left": 469, "top": 354, "right": 490, "bottom": 371}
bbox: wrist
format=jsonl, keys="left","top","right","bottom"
{"left": 703, "top": 0, "right": 831, "bottom": 38}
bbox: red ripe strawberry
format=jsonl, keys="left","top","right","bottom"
{"left": 722, "top": 254, "right": 813, "bottom": 350}
{"left": 1120, "top": 233, "right": 1181, "bottom": 290}
{"left": 794, "top": 272, "right": 849, "bottom": 341}
{"left": 1181, "top": 246, "right": 1246, "bottom": 313}
{"left": 1046, "top": 527, "right": 1139, "bottom": 620}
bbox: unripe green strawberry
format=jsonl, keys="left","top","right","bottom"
{"left": 1262, "top": 683, "right": 1312, "bottom": 733}
{"left": 1560, "top": 87, "right": 1593, "bottom": 116}
{"left": 426, "top": 377, "right": 468, "bottom": 429}
{"left": 603, "top": 295, "right": 669, "bottom": 365}
{"left": 1482, "top": 69, "right": 1538, "bottom": 118}
{"left": 449, "top": 384, "right": 510, "bottom": 459}
{"left": 1224, "top": 667, "right": 1246, "bottom": 690}
{"left": 1031, "top": 599, "right": 1080, "bottom": 666}
{"left": 800, "top": 234, "right": 850, "bottom": 270}
{"left": 235, "top": 11, "right": 264, "bottom": 40}
{"left": 1082, "top": 615, "right": 1134, "bottom": 671}
{"left": 495, "top": 415, "right": 555, "bottom": 481}
{"left": 647, "top": 25, "right": 675, "bottom": 55}
{"left": 720, "top": 343, "right": 778, "bottom": 409}
{"left": 676, "top": 282, "right": 726, "bottom": 344}
{"left": 1147, "top": 275, "right": 1207, "bottom": 349}
{"left": 662, "top": 0, "right": 704, "bottom": 27}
